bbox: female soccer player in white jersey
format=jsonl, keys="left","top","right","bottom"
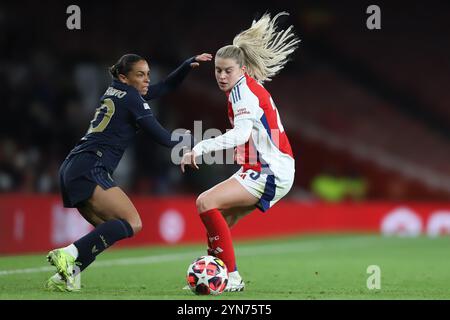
{"left": 181, "top": 12, "right": 300, "bottom": 292}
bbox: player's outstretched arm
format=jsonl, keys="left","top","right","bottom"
{"left": 137, "top": 114, "right": 192, "bottom": 148}
{"left": 180, "top": 119, "right": 253, "bottom": 173}
{"left": 143, "top": 53, "right": 212, "bottom": 100}
{"left": 193, "top": 119, "right": 253, "bottom": 155}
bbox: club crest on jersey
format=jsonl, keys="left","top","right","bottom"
{"left": 143, "top": 103, "right": 151, "bottom": 110}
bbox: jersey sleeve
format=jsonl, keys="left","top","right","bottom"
{"left": 126, "top": 92, "right": 194, "bottom": 148}
{"left": 142, "top": 57, "right": 195, "bottom": 101}
{"left": 126, "top": 91, "right": 154, "bottom": 121}
{"left": 192, "top": 119, "right": 253, "bottom": 156}
{"left": 229, "top": 84, "right": 259, "bottom": 122}
{"left": 137, "top": 115, "right": 192, "bottom": 148}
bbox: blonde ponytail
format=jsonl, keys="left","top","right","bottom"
{"left": 217, "top": 12, "right": 300, "bottom": 83}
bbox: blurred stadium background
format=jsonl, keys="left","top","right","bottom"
{"left": 1, "top": 0, "right": 450, "bottom": 299}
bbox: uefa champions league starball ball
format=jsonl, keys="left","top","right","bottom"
{"left": 186, "top": 255, "right": 228, "bottom": 295}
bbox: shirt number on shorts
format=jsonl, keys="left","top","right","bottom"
{"left": 249, "top": 171, "right": 261, "bottom": 180}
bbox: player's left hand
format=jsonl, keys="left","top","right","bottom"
{"left": 181, "top": 150, "right": 199, "bottom": 173}
{"left": 190, "top": 53, "right": 213, "bottom": 68}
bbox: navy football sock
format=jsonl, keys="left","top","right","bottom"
{"left": 74, "top": 219, "right": 133, "bottom": 272}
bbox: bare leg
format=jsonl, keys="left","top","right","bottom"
{"left": 80, "top": 185, "right": 142, "bottom": 234}
{"left": 196, "top": 178, "right": 258, "bottom": 213}
{"left": 221, "top": 205, "right": 255, "bottom": 228}
{"left": 77, "top": 202, "right": 105, "bottom": 227}
{"left": 66, "top": 186, "right": 142, "bottom": 273}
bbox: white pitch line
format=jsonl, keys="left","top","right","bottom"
{"left": 0, "top": 235, "right": 378, "bottom": 276}
{"left": 0, "top": 266, "right": 55, "bottom": 276}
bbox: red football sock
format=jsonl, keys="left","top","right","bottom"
{"left": 206, "top": 233, "right": 215, "bottom": 256}
{"left": 200, "top": 208, "right": 236, "bottom": 272}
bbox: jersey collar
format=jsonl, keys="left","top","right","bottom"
{"left": 225, "top": 74, "right": 246, "bottom": 97}
{"left": 233, "top": 74, "right": 246, "bottom": 88}
{"left": 112, "top": 79, "right": 143, "bottom": 96}
{"left": 112, "top": 79, "right": 135, "bottom": 92}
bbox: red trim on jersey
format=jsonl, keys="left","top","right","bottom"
{"left": 227, "top": 99, "right": 234, "bottom": 126}
{"left": 226, "top": 74, "right": 294, "bottom": 173}
{"left": 228, "top": 89, "right": 261, "bottom": 172}
{"left": 243, "top": 74, "right": 294, "bottom": 158}
{"left": 242, "top": 136, "right": 261, "bottom": 172}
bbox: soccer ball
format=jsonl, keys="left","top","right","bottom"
{"left": 186, "top": 255, "right": 228, "bottom": 295}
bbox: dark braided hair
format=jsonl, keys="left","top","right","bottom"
{"left": 109, "top": 54, "right": 145, "bottom": 79}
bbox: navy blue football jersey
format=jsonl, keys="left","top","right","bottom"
{"left": 69, "top": 58, "right": 194, "bottom": 172}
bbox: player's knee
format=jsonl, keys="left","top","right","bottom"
{"left": 131, "top": 222, "right": 142, "bottom": 235}
{"left": 132, "top": 220, "right": 143, "bottom": 235}
{"left": 196, "top": 194, "right": 215, "bottom": 213}
{"left": 127, "top": 217, "right": 142, "bottom": 235}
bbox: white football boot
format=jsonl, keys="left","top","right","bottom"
{"left": 224, "top": 271, "right": 245, "bottom": 292}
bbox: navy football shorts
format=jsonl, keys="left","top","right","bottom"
{"left": 59, "top": 152, "right": 117, "bottom": 208}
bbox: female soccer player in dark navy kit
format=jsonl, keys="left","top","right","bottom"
{"left": 45, "top": 53, "right": 212, "bottom": 291}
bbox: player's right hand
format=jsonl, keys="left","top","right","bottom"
{"left": 180, "top": 151, "right": 199, "bottom": 173}
{"left": 190, "top": 53, "right": 213, "bottom": 68}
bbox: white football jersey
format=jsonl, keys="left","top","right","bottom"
{"left": 227, "top": 74, "right": 295, "bottom": 180}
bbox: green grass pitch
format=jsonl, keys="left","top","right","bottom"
{"left": 1, "top": 234, "right": 449, "bottom": 299}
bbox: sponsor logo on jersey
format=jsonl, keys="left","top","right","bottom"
{"left": 235, "top": 107, "right": 251, "bottom": 117}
